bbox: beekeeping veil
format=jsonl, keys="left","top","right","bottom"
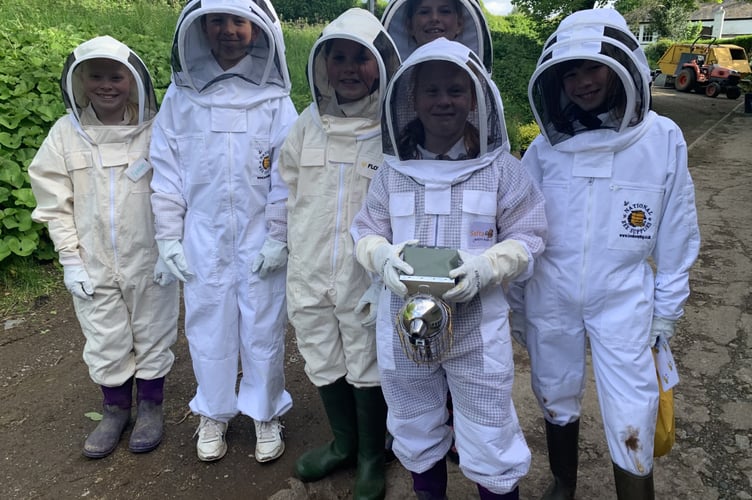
{"left": 308, "top": 8, "right": 400, "bottom": 120}
{"left": 170, "top": 0, "right": 290, "bottom": 96}
{"left": 381, "top": 0, "right": 493, "bottom": 74}
{"left": 61, "top": 35, "right": 157, "bottom": 126}
{"left": 383, "top": 37, "right": 508, "bottom": 172}
{"left": 528, "top": 8, "right": 652, "bottom": 147}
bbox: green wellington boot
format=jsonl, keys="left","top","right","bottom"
{"left": 353, "top": 386, "right": 388, "bottom": 500}
{"left": 541, "top": 419, "right": 579, "bottom": 500}
{"left": 613, "top": 463, "right": 654, "bottom": 500}
{"left": 295, "top": 377, "right": 358, "bottom": 481}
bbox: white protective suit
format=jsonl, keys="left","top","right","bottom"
{"left": 279, "top": 8, "right": 401, "bottom": 388}
{"left": 149, "top": 0, "right": 297, "bottom": 423}
{"left": 521, "top": 9, "right": 700, "bottom": 475}
{"left": 352, "top": 39, "right": 547, "bottom": 494}
{"left": 29, "top": 36, "right": 179, "bottom": 386}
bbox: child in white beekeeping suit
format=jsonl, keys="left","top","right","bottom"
{"left": 352, "top": 37, "right": 547, "bottom": 499}
{"left": 149, "top": 0, "right": 298, "bottom": 464}
{"left": 28, "top": 35, "right": 180, "bottom": 459}
{"left": 513, "top": 8, "right": 700, "bottom": 499}
{"left": 278, "top": 8, "right": 401, "bottom": 499}
{"left": 381, "top": 0, "right": 507, "bottom": 464}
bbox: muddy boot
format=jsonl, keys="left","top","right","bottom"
{"left": 541, "top": 419, "right": 579, "bottom": 500}
{"left": 129, "top": 377, "right": 165, "bottom": 453}
{"left": 295, "top": 377, "right": 357, "bottom": 481}
{"left": 353, "top": 386, "right": 387, "bottom": 500}
{"left": 411, "top": 458, "right": 448, "bottom": 500}
{"left": 83, "top": 379, "right": 133, "bottom": 458}
{"left": 478, "top": 484, "right": 520, "bottom": 500}
{"left": 613, "top": 463, "right": 654, "bottom": 500}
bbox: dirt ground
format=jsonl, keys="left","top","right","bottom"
{"left": 1, "top": 87, "right": 750, "bottom": 500}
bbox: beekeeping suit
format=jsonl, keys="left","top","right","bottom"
{"left": 149, "top": 0, "right": 297, "bottom": 422}
{"left": 352, "top": 38, "right": 546, "bottom": 494}
{"left": 522, "top": 8, "right": 700, "bottom": 478}
{"left": 279, "top": 8, "right": 401, "bottom": 388}
{"left": 29, "top": 36, "right": 178, "bottom": 387}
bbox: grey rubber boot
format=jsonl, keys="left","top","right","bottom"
{"left": 613, "top": 463, "right": 654, "bottom": 500}
{"left": 83, "top": 379, "right": 132, "bottom": 458}
{"left": 128, "top": 377, "right": 165, "bottom": 453}
{"left": 541, "top": 419, "right": 579, "bottom": 500}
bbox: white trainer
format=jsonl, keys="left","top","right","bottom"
{"left": 253, "top": 417, "right": 284, "bottom": 463}
{"left": 194, "top": 416, "right": 227, "bottom": 462}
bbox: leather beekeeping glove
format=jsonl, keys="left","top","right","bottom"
{"left": 509, "top": 310, "right": 527, "bottom": 348}
{"left": 443, "top": 240, "right": 528, "bottom": 303}
{"left": 649, "top": 316, "right": 676, "bottom": 347}
{"left": 356, "top": 235, "right": 418, "bottom": 298}
{"left": 354, "top": 281, "right": 382, "bottom": 327}
{"left": 63, "top": 265, "right": 94, "bottom": 300}
{"left": 156, "top": 240, "right": 194, "bottom": 282}
{"left": 251, "top": 238, "right": 288, "bottom": 278}
{"left": 153, "top": 257, "right": 177, "bottom": 286}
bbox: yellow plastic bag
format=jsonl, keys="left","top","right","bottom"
{"left": 653, "top": 352, "right": 675, "bottom": 457}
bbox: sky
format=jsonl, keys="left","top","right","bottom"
{"left": 484, "top": 0, "right": 515, "bottom": 16}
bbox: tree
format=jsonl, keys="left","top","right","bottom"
{"left": 511, "top": 0, "right": 608, "bottom": 22}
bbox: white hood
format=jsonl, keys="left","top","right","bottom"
{"left": 383, "top": 38, "right": 509, "bottom": 185}
{"left": 61, "top": 35, "right": 157, "bottom": 127}
{"left": 308, "top": 8, "right": 400, "bottom": 124}
{"left": 528, "top": 8, "right": 652, "bottom": 149}
{"left": 381, "top": 0, "right": 493, "bottom": 73}
{"left": 170, "top": 0, "right": 290, "bottom": 105}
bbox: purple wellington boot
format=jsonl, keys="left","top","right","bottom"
{"left": 83, "top": 378, "right": 133, "bottom": 458}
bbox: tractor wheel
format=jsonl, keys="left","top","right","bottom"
{"left": 726, "top": 86, "right": 741, "bottom": 100}
{"left": 675, "top": 68, "right": 695, "bottom": 92}
{"left": 705, "top": 82, "right": 721, "bottom": 98}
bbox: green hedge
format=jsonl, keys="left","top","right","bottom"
{"left": 0, "top": 2, "right": 547, "bottom": 264}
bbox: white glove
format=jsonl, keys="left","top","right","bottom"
{"left": 251, "top": 238, "right": 288, "bottom": 278}
{"left": 354, "top": 281, "right": 382, "bottom": 327}
{"left": 509, "top": 310, "right": 527, "bottom": 347}
{"left": 156, "top": 239, "right": 194, "bottom": 282}
{"left": 649, "top": 316, "right": 676, "bottom": 347}
{"left": 356, "top": 236, "right": 419, "bottom": 298}
{"left": 443, "top": 240, "right": 529, "bottom": 303}
{"left": 153, "top": 257, "right": 177, "bottom": 286}
{"left": 63, "top": 265, "right": 94, "bottom": 300}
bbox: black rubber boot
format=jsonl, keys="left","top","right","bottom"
{"left": 411, "top": 458, "right": 448, "bottom": 500}
{"left": 478, "top": 484, "right": 520, "bottom": 500}
{"left": 295, "top": 377, "right": 358, "bottom": 482}
{"left": 129, "top": 377, "right": 165, "bottom": 453}
{"left": 353, "top": 386, "right": 388, "bottom": 500}
{"left": 83, "top": 379, "right": 133, "bottom": 458}
{"left": 541, "top": 419, "right": 579, "bottom": 500}
{"left": 613, "top": 463, "right": 654, "bottom": 500}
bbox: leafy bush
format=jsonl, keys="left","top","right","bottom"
{"left": 275, "top": 0, "right": 360, "bottom": 23}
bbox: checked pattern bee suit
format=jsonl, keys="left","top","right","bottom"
{"left": 352, "top": 39, "right": 547, "bottom": 494}
{"left": 279, "top": 8, "right": 401, "bottom": 388}
{"left": 29, "top": 36, "right": 179, "bottom": 387}
{"left": 149, "top": 0, "right": 297, "bottom": 423}
{"left": 520, "top": 9, "right": 700, "bottom": 477}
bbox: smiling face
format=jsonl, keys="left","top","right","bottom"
{"left": 413, "top": 60, "right": 474, "bottom": 154}
{"left": 81, "top": 58, "right": 132, "bottom": 125}
{"left": 325, "top": 39, "right": 379, "bottom": 104}
{"left": 202, "top": 13, "right": 259, "bottom": 70}
{"left": 561, "top": 60, "right": 612, "bottom": 112}
{"left": 408, "top": 0, "right": 463, "bottom": 47}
